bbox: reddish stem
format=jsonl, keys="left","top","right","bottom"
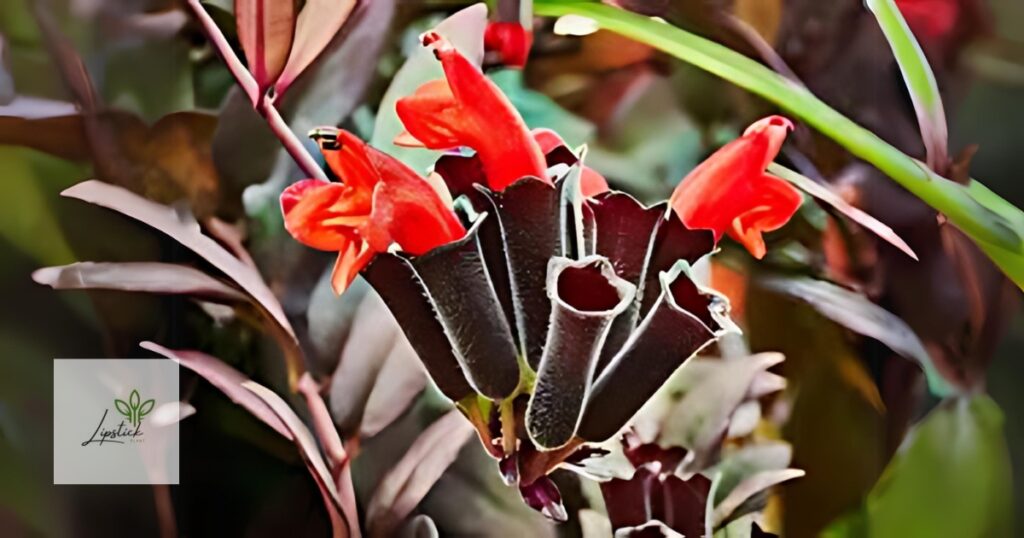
{"left": 298, "top": 373, "right": 348, "bottom": 478}
{"left": 518, "top": 437, "right": 585, "bottom": 486}
{"left": 185, "top": 0, "right": 328, "bottom": 182}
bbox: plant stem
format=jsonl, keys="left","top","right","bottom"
{"left": 298, "top": 373, "right": 348, "bottom": 482}
{"left": 260, "top": 94, "right": 328, "bottom": 181}
{"left": 186, "top": 0, "right": 328, "bottom": 182}
{"left": 186, "top": 0, "right": 258, "bottom": 102}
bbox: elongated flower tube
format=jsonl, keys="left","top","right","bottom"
{"left": 280, "top": 129, "right": 466, "bottom": 294}
{"left": 578, "top": 262, "right": 730, "bottom": 443}
{"left": 395, "top": 32, "right": 549, "bottom": 191}
{"left": 669, "top": 116, "right": 802, "bottom": 259}
{"left": 526, "top": 256, "right": 635, "bottom": 449}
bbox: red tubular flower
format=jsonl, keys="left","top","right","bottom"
{"left": 895, "top": 0, "right": 959, "bottom": 43}
{"left": 484, "top": 22, "right": 533, "bottom": 68}
{"left": 669, "top": 116, "right": 802, "bottom": 259}
{"left": 532, "top": 128, "right": 609, "bottom": 198}
{"left": 281, "top": 129, "right": 466, "bottom": 294}
{"left": 395, "top": 32, "right": 549, "bottom": 192}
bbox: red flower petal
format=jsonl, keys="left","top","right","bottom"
{"left": 319, "top": 130, "right": 381, "bottom": 194}
{"left": 330, "top": 240, "right": 374, "bottom": 295}
{"left": 581, "top": 168, "right": 610, "bottom": 198}
{"left": 669, "top": 115, "right": 801, "bottom": 259}
{"left": 484, "top": 22, "right": 533, "bottom": 68}
{"left": 394, "top": 79, "right": 463, "bottom": 150}
{"left": 281, "top": 129, "right": 468, "bottom": 294}
{"left": 363, "top": 143, "right": 467, "bottom": 255}
{"left": 281, "top": 180, "right": 363, "bottom": 251}
{"left": 896, "top": 0, "right": 959, "bottom": 42}
{"left": 396, "top": 32, "right": 548, "bottom": 192}
{"left": 726, "top": 174, "right": 803, "bottom": 259}
{"left": 532, "top": 128, "right": 609, "bottom": 198}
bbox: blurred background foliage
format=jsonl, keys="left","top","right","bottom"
{"left": 0, "top": 0, "right": 1022, "bottom": 536}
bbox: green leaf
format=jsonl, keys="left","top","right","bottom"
{"left": 137, "top": 399, "right": 155, "bottom": 418}
{"left": 823, "top": 395, "right": 1013, "bottom": 537}
{"left": 129, "top": 389, "right": 140, "bottom": 409}
{"left": 865, "top": 0, "right": 947, "bottom": 170}
{"left": 0, "top": 147, "right": 80, "bottom": 268}
{"left": 114, "top": 399, "right": 131, "bottom": 418}
{"left": 532, "top": 1, "right": 1024, "bottom": 288}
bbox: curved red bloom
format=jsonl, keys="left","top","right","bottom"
{"left": 484, "top": 22, "right": 533, "bottom": 68}
{"left": 281, "top": 129, "right": 466, "bottom": 294}
{"left": 669, "top": 116, "right": 802, "bottom": 259}
{"left": 532, "top": 128, "right": 609, "bottom": 198}
{"left": 395, "top": 32, "right": 549, "bottom": 192}
{"left": 896, "top": 0, "right": 959, "bottom": 42}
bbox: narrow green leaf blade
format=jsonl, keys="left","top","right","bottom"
{"left": 865, "top": 0, "right": 948, "bottom": 170}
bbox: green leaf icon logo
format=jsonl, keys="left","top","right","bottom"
{"left": 114, "top": 389, "right": 156, "bottom": 428}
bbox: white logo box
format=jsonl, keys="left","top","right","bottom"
{"left": 53, "top": 358, "right": 180, "bottom": 484}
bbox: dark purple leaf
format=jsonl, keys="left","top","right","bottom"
{"left": 329, "top": 290, "right": 404, "bottom": 436}
{"left": 481, "top": 178, "right": 562, "bottom": 369}
{"left": 526, "top": 256, "right": 635, "bottom": 449}
{"left": 32, "top": 262, "right": 247, "bottom": 302}
{"left": 358, "top": 336, "right": 427, "bottom": 438}
{"left": 140, "top": 342, "right": 291, "bottom": 439}
{"left": 709, "top": 443, "right": 803, "bottom": 529}
{"left": 366, "top": 409, "right": 474, "bottom": 537}
{"left": 578, "top": 262, "right": 727, "bottom": 442}
{"left": 234, "top": 0, "right": 295, "bottom": 93}
{"left": 243, "top": 380, "right": 358, "bottom": 538}
{"left": 768, "top": 162, "right": 918, "bottom": 260}
{"left": 660, "top": 354, "right": 786, "bottom": 475}
{"left": 61, "top": 180, "right": 297, "bottom": 347}
{"left": 328, "top": 290, "right": 427, "bottom": 438}
{"left": 601, "top": 466, "right": 709, "bottom": 537}
{"left": 409, "top": 216, "right": 520, "bottom": 399}
{"left": 361, "top": 254, "right": 474, "bottom": 402}
{"left": 638, "top": 215, "right": 715, "bottom": 319}
{"left": 398, "top": 515, "right": 439, "bottom": 538}
{"left": 589, "top": 193, "right": 667, "bottom": 370}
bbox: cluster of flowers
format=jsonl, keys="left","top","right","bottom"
{"left": 281, "top": 31, "right": 801, "bottom": 516}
